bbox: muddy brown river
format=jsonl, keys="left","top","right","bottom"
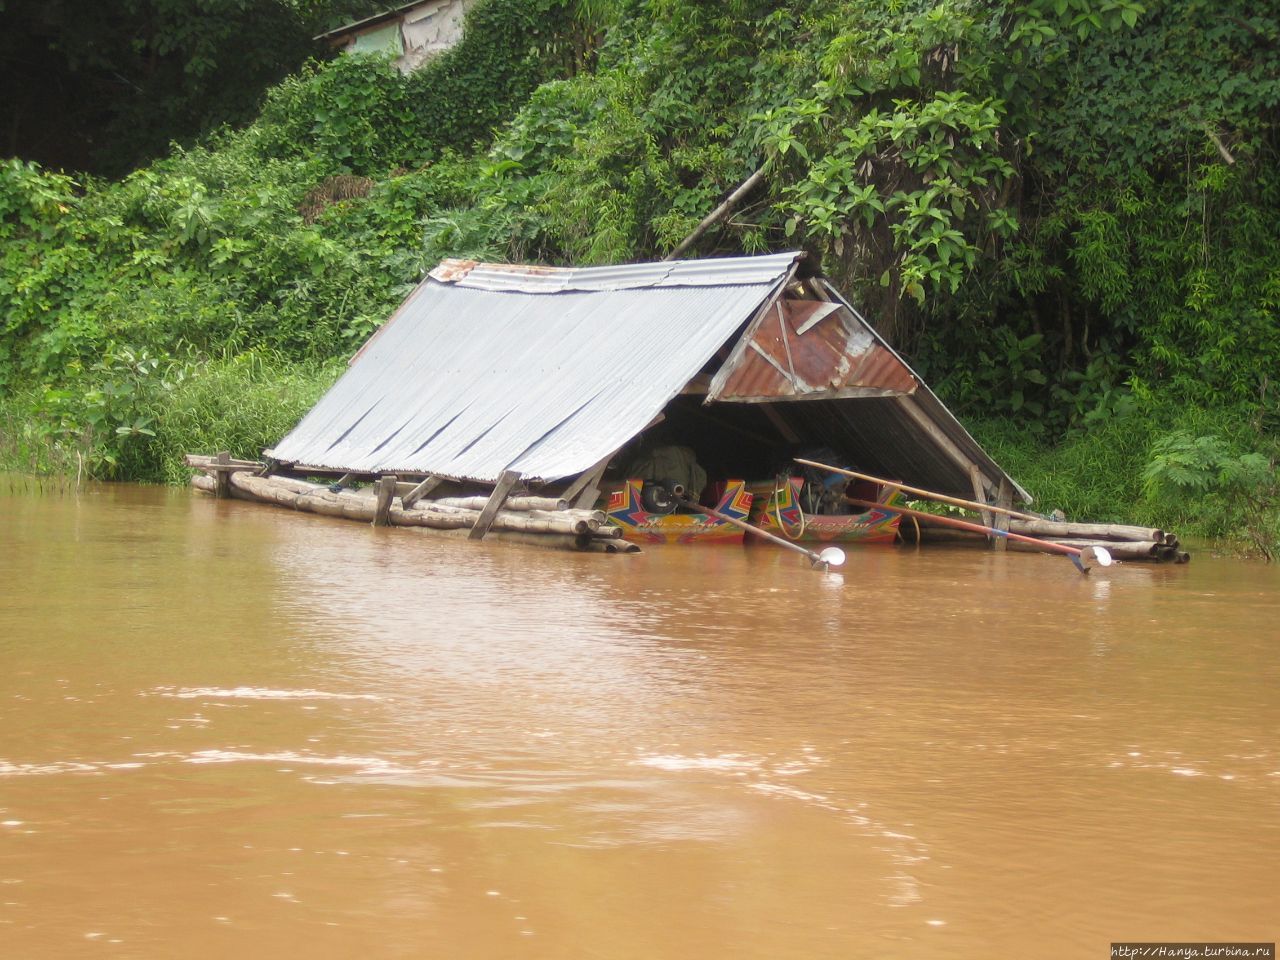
{"left": 1, "top": 483, "right": 1276, "bottom": 958}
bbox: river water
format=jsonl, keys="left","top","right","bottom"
{"left": 0, "top": 483, "right": 1276, "bottom": 959}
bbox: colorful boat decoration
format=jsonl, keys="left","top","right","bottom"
{"left": 606, "top": 476, "right": 900, "bottom": 546}
{"left": 746, "top": 477, "right": 901, "bottom": 544}
{"left": 606, "top": 479, "right": 753, "bottom": 544}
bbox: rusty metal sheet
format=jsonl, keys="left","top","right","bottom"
{"left": 709, "top": 299, "right": 918, "bottom": 402}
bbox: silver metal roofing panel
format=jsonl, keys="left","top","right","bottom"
{"left": 428, "top": 252, "right": 801, "bottom": 293}
{"left": 267, "top": 256, "right": 799, "bottom": 482}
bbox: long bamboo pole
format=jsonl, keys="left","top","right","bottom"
{"left": 663, "top": 168, "right": 766, "bottom": 261}
{"left": 794, "top": 457, "right": 1042, "bottom": 522}
{"left": 846, "top": 498, "right": 1111, "bottom": 574}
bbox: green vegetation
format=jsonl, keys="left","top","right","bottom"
{"left": 2, "top": 0, "right": 1277, "bottom": 555}
{"left": 0, "top": 0, "right": 373, "bottom": 176}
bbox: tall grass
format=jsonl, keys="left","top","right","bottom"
{"left": 144, "top": 352, "right": 340, "bottom": 484}
{"left": 0, "top": 351, "right": 340, "bottom": 486}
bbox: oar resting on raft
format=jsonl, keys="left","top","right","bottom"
{"left": 795, "top": 457, "right": 1112, "bottom": 575}
{"left": 794, "top": 457, "right": 1043, "bottom": 522}
{"left": 673, "top": 495, "right": 846, "bottom": 572}
{"left": 847, "top": 497, "right": 1112, "bottom": 575}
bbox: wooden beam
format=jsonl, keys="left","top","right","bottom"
{"left": 204, "top": 463, "right": 261, "bottom": 474}
{"left": 571, "top": 461, "right": 611, "bottom": 510}
{"left": 968, "top": 464, "right": 994, "bottom": 533}
{"left": 895, "top": 396, "right": 986, "bottom": 487}
{"left": 561, "top": 455, "right": 611, "bottom": 504}
{"left": 759, "top": 403, "right": 801, "bottom": 444}
{"left": 993, "top": 477, "right": 1013, "bottom": 551}
{"left": 468, "top": 470, "right": 521, "bottom": 541}
{"left": 401, "top": 475, "right": 444, "bottom": 509}
{"left": 213, "top": 451, "right": 231, "bottom": 499}
{"left": 373, "top": 475, "right": 397, "bottom": 527}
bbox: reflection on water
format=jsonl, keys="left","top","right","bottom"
{"left": 1, "top": 484, "right": 1277, "bottom": 959}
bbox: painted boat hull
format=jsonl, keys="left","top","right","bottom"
{"left": 606, "top": 478, "right": 900, "bottom": 546}
{"left": 606, "top": 479, "right": 752, "bottom": 544}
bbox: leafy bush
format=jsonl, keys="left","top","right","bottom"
{"left": 1143, "top": 428, "right": 1279, "bottom": 559}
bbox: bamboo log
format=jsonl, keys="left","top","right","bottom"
{"left": 430, "top": 495, "right": 567, "bottom": 512}
{"left": 1057, "top": 539, "right": 1162, "bottom": 559}
{"left": 185, "top": 453, "right": 263, "bottom": 469}
{"left": 849, "top": 497, "right": 1108, "bottom": 572}
{"left": 1007, "top": 519, "right": 1165, "bottom": 542}
{"left": 912, "top": 526, "right": 1169, "bottom": 561}
{"left": 262, "top": 475, "right": 331, "bottom": 495}
{"left": 393, "top": 505, "right": 594, "bottom": 536}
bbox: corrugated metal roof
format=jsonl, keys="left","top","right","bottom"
{"left": 709, "top": 299, "right": 919, "bottom": 401}
{"left": 428, "top": 252, "right": 801, "bottom": 293}
{"left": 266, "top": 254, "right": 801, "bottom": 482}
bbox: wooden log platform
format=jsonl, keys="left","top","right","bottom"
{"left": 189, "top": 469, "right": 637, "bottom": 555}
{"left": 909, "top": 514, "right": 1189, "bottom": 562}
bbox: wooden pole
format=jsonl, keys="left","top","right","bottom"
{"left": 795, "top": 457, "right": 1041, "bottom": 522}
{"left": 969, "top": 464, "right": 994, "bottom": 536}
{"left": 469, "top": 470, "right": 521, "bottom": 541}
{"left": 663, "top": 168, "right": 766, "bottom": 262}
{"left": 674, "top": 495, "right": 844, "bottom": 571}
{"left": 401, "top": 475, "right": 444, "bottom": 509}
{"left": 373, "top": 475, "right": 397, "bottom": 527}
{"left": 214, "top": 451, "right": 231, "bottom": 499}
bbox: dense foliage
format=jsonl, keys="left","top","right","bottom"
{"left": 2, "top": 0, "right": 1277, "bottom": 554}
{"left": 0, "top": 0, "right": 375, "bottom": 175}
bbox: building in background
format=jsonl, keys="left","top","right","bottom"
{"left": 315, "top": 0, "right": 475, "bottom": 73}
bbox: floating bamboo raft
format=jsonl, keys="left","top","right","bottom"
{"left": 906, "top": 515, "right": 1190, "bottom": 563}
{"left": 184, "top": 455, "right": 639, "bottom": 554}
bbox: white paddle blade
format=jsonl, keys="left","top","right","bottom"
{"left": 817, "top": 547, "right": 846, "bottom": 568}
{"left": 1091, "top": 546, "right": 1114, "bottom": 567}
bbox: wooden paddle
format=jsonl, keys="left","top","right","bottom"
{"left": 846, "top": 497, "right": 1112, "bottom": 575}
{"left": 674, "top": 495, "right": 846, "bottom": 571}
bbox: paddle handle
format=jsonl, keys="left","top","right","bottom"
{"left": 675, "top": 495, "right": 825, "bottom": 564}
{"left": 846, "top": 498, "right": 1082, "bottom": 557}
{"left": 795, "top": 458, "right": 1040, "bottom": 523}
